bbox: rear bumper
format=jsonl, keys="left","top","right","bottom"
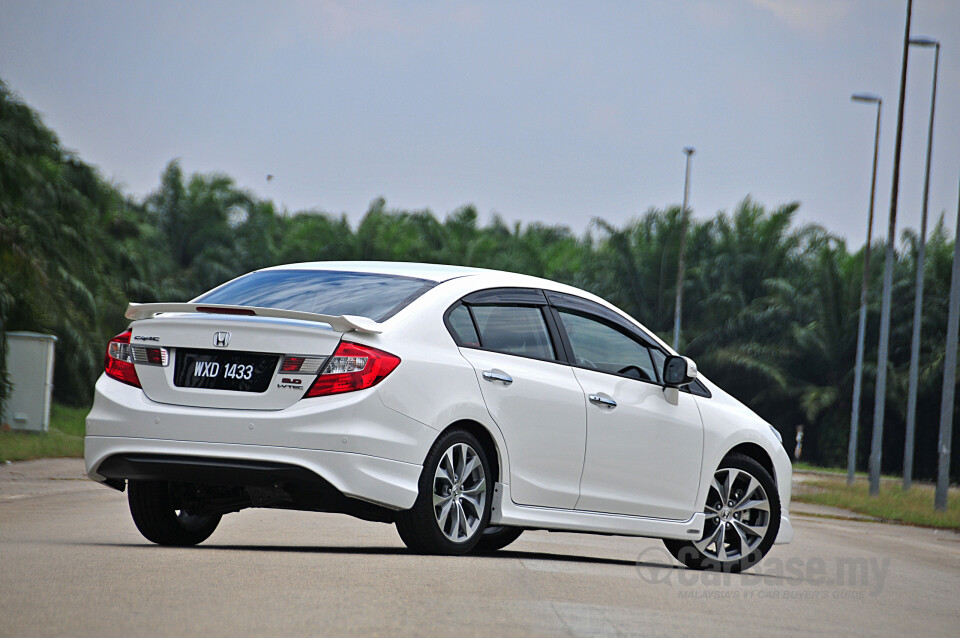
{"left": 85, "top": 374, "right": 439, "bottom": 463}
{"left": 83, "top": 375, "right": 434, "bottom": 510}
{"left": 85, "top": 435, "right": 421, "bottom": 510}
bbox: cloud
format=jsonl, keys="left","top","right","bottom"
{"left": 691, "top": 0, "right": 739, "bottom": 30}
{"left": 749, "top": 0, "right": 851, "bottom": 35}
{"left": 299, "top": 0, "right": 483, "bottom": 43}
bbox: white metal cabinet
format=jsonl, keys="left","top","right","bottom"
{"left": 2, "top": 332, "right": 57, "bottom": 432}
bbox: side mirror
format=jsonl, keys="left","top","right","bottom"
{"left": 663, "top": 355, "right": 698, "bottom": 387}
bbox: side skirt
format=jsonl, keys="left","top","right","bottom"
{"left": 489, "top": 483, "right": 705, "bottom": 542}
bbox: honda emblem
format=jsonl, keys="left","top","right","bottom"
{"left": 213, "top": 331, "right": 231, "bottom": 347}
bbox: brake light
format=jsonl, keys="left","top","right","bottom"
{"left": 304, "top": 342, "right": 400, "bottom": 397}
{"left": 196, "top": 306, "right": 256, "bottom": 316}
{"left": 105, "top": 330, "right": 141, "bottom": 388}
{"left": 281, "top": 356, "right": 306, "bottom": 372}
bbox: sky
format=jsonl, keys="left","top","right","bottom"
{"left": 1, "top": 0, "right": 958, "bottom": 244}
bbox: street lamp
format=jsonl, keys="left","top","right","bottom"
{"left": 935, "top": 174, "right": 960, "bottom": 511}
{"left": 847, "top": 93, "right": 882, "bottom": 486}
{"left": 870, "top": 0, "right": 913, "bottom": 497}
{"left": 903, "top": 36, "right": 940, "bottom": 491}
{"left": 673, "top": 146, "right": 695, "bottom": 352}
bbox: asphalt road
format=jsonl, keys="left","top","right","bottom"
{"left": 1, "top": 459, "right": 958, "bottom": 637}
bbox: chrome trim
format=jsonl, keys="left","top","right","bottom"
{"left": 482, "top": 370, "right": 513, "bottom": 385}
{"left": 279, "top": 356, "right": 327, "bottom": 375}
{"left": 130, "top": 345, "right": 169, "bottom": 366}
{"left": 588, "top": 394, "right": 617, "bottom": 408}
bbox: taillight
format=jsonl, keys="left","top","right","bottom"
{"left": 304, "top": 342, "right": 400, "bottom": 398}
{"left": 280, "top": 356, "right": 326, "bottom": 374}
{"left": 105, "top": 330, "right": 141, "bottom": 388}
{"left": 281, "top": 356, "right": 306, "bottom": 372}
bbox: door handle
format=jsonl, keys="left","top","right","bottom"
{"left": 482, "top": 370, "right": 513, "bottom": 385}
{"left": 589, "top": 394, "right": 617, "bottom": 408}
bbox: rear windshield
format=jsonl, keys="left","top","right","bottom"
{"left": 195, "top": 270, "right": 435, "bottom": 321}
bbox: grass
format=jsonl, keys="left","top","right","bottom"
{"left": 793, "top": 461, "right": 901, "bottom": 481}
{"left": 0, "top": 403, "right": 88, "bottom": 463}
{"left": 794, "top": 461, "right": 847, "bottom": 474}
{"left": 794, "top": 474, "right": 960, "bottom": 530}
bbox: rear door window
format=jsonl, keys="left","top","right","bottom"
{"left": 468, "top": 305, "right": 557, "bottom": 361}
{"left": 447, "top": 304, "right": 481, "bottom": 348}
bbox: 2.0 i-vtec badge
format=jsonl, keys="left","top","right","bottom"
{"left": 277, "top": 378, "right": 303, "bottom": 390}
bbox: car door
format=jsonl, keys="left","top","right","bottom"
{"left": 445, "top": 289, "right": 587, "bottom": 510}
{"left": 550, "top": 302, "right": 704, "bottom": 520}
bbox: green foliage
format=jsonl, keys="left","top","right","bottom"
{"left": 1, "top": 78, "right": 959, "bottom": 482}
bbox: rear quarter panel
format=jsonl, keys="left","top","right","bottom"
{"left": 349, "top": 280, "right": 515, "bottom": 484}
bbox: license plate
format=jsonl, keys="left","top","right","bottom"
{"left": 174, "top": 349, "right": 280, "bottom": 392}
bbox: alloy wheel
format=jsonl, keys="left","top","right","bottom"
{"left": 694, "top": 467, "right": 771, "bottom": 562}
{"left": 432, "top": 442, "right": 487, "bottom": 543}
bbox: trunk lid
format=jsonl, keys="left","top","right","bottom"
{"left": 130, "top": 313, "right": 342, "bottom": 410}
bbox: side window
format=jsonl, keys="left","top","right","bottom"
{"left": 650, "top": 348, "right": 666, "bottom": 384}
{"left": 688, "top": 378, "right": 712, "bottom": 398}
{"left": 470, "top": 305, "right": 556, "bottom": 360}
{"left": 557, "top": 310, "right": 657, "bottom": 382}
{"left": 650, "top": 347, "right": 712, "bottom": 397}
{"left": 447, "top": 304, "right": 481, "bottom": 347}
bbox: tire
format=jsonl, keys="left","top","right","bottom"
{"left": 663, "top": 454, "right": 780, "bottom": 573}
{"left": 473, "top": 525, "right": 524, "bottom": 553}
{"left": 396, "top": 429, "right": 492, "bottom": 555}
{"left": 128, "top": 481, "right": 221, "bottom": 546}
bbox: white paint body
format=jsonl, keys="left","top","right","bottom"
{"left": 85, "top": 261, "right": 793, "bottom": 544}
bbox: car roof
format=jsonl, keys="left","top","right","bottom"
{"left": 260, "top": 260, "right": 616, "bottom": 315}
{"left": 253, "top": 260, "right": 676, "bottom": 354}
{"left": 263, "top": 261, "right": 514, "bottom": 283}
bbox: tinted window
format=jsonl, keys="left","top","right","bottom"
{"left": 649, "top": 347, "right": 712, "bottom": 396}
{"left": 448, "top": 304, "right": 481, "bottom": 347}
{"left": 650, "top": 348, "right": 666, "bottom": 383}
{"left": 546, "top": 291, "right": 656, "bottom": 348}
{"left": 688, "top": 379, "right": 712, "bottom": 397}
{"left": 471, "top": 305, "right": 556, "bottom": 360}
{"left": 558, "top": 311, "right": 657, "bottom": 382}
{"left": 196, "top": 270, "right": 434, "bottom": 321}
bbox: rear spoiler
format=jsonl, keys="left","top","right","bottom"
{"left": 125, "top": 303, "right": 383, "bottom": 334}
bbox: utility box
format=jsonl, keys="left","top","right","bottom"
{"left": 2, "top": 332, "right": 57, "bottom": 432}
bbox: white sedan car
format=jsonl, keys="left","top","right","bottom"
{"left": 85, "top": 261, "right": 793, "bottom": 572}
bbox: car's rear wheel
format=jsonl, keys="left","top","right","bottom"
{"left": 663, "top": 454, "right": 780, "bottom": 573}
{"left": 473, "top": 525, "right": 524, "bottom": 552}
{"left": 128, "top": 481, "right": 221, "bottom": 546}
{"left": 396, "top": 429, "right": 491, "bottom": 555}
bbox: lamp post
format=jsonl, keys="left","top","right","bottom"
{"left": 848, "top": 93, "right": 882, "bottom": 486}
{"left": 673, "top": 146, "right": 695, "bottom": 352}
{"left": 903, "top": 36, "right": 940, "bottom": 491}
{"left": 870, "top": 0, "right": 913, "bottom": 497}
{"left": 936, "top": 174, "right": 960, "bottom": 511}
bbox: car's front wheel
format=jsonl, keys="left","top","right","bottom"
{"left": 663, "top": 454, "right": 780, "bottom": 573}
{"left": 396, "top": 429, "right": 492, "bottom": 555}
{"left": 128, "top": 481, "right": 221, "bottom": 546}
